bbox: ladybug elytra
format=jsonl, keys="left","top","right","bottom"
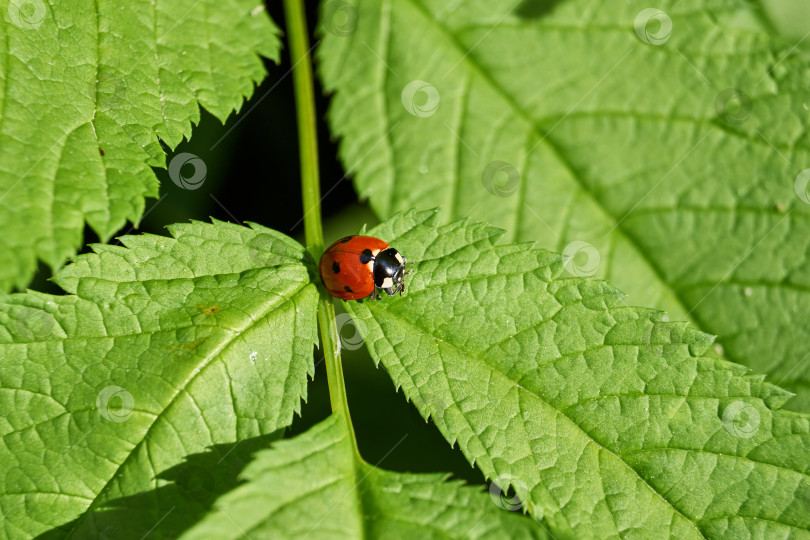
{"left": 319, "top": 235, "right": 408, "bottom": 300}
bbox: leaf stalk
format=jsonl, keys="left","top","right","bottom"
{"left": 283, "top": 0, "right": 359, "bottom": 454}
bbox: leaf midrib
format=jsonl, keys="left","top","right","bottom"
{"left": 383, "top": 278, "right": 809, "bottom": 528}
{"left": 621, "top": 447, "right": 810, "bottom": 483}
{"left": 63, "top": 279, "right": 312, "bottom": 538}
{"left": 399, "top": 0, "right": 768, "bottom": 363}
{"left": 365, "top": 304, "right": 708, "bottom": 539}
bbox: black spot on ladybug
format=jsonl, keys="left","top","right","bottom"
{"left": 344, "top": 286, "right": 353, "bottom": 293}
{"left": 340, "top": 236, "right": 353, "bottom": 243}
{"left": 332, "top": 261, "right": 340, "bottom": 274}
{"left": 359, "top": 249, "right": 373, "bottom": 264}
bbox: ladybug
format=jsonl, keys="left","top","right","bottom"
{"left": 319, "top": 235, "right": 408, "bottom": 300}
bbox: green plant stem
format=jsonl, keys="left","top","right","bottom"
{"left": 316, "top": 299, "right": 356, "bottom": 433}
{"left": 284, "top": 0, "right": 322, "bottom": 258}
{"left": 284, "top": 0, "right": 358, "bottom": 453}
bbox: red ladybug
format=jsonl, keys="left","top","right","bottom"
{"left": 319, "top": 236, "right": 408, "bottom": 300}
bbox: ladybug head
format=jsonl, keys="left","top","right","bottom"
{"left": 373, "top": 247, "right": 408, "bottom": 296}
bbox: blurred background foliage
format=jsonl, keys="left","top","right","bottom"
{"left": 28, "top": 0, "right": 810, "bottom": 487}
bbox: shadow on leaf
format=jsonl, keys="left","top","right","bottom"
{"left": 35, "top": 431, "right": 283, "bottom": 540}
{"left": 515, "top": 0, "right": 565, "bottom": 19}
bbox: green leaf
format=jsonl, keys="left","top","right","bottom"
{"left": 0, "top": 221, "right": 318, "bottom": 538}
{"left": 317, "top": 0, "right": 810, "bottom": 411}
{"left": 182, "top": 414, "right": 550, "bottom": 539}
{"left": 344, "top": 209, "right": 810, "bottom": 539}
{"left": 0, "top": 0, "right": 280, "bottom": 291}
